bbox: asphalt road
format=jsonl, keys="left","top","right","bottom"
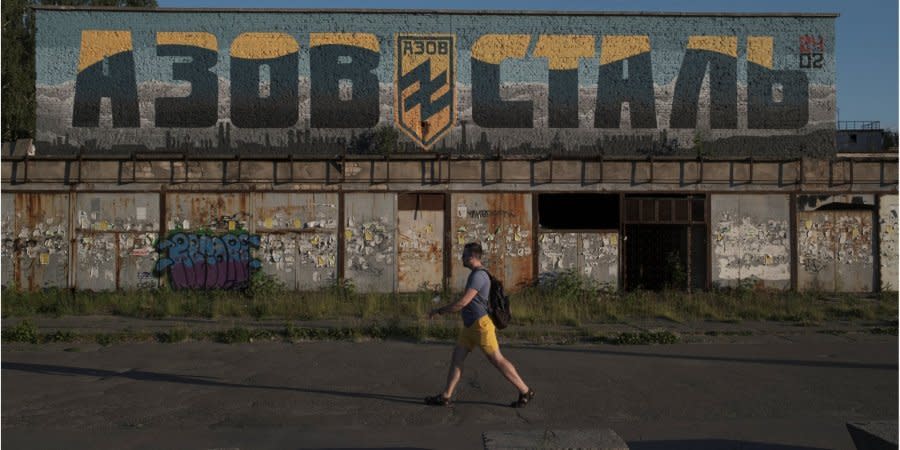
{"left": 2, "top": 337, "right": 897, "bottom": 450}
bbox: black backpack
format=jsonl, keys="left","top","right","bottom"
{"left": 475, "top": 268, "right": 511, "bottom": 329}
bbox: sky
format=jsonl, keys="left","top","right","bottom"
{"left": 156, "top": 0, "right": 899, "bottom": 130}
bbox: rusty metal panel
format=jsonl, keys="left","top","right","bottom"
{"left": 880, "top": 195, "right": 899, "bottom": 291}
{"left": 397, "top": 203, "right": 443, "bottom": 292}
{"left": 450, "top": 193, "right": 533, "bottom": 291}
{"left": 253, "top": 193, "right": 338, "bottom": 232}
{"left": 1, "top": 193, "right": 15, "bottom": 287}
{"left": 258, "top": 232, "right": 337, "bottom": 290}
{"left": 76, "top": 233, "right": 117, "bottom": 290}
{"left": 539, "top": 232, "right": 618, "bottom": 290}
{"left": 165, "top": 193, "right": 249, "bottom": 233}
{"left": 539, "top": 233, "right": 578, "bottom": 279}
{"left": 798, "top": 209, "right": 874, "bottom": 292}
{"left": 74, "top": 193, "right": 159, "bottom": 290}
{"left": 13, "top": 193, "right": 69, "bottom": 290}
{"left": 118, "top": 232, "right": 159, "bottom": 289}
{"left": 254, "top": 191, "right": 339, "bottom": 290}
{"left": 581, "top": 232, "right": 618, "bottom": 290}
{"left": 344, "top": 193, "right": 396, "bottom": 293}
{"left": 711, "top": 195, "right": 791, "bottom": 289}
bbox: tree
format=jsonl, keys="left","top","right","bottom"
{"left": 1, "top": 0, "right": 157, "bottom": 142}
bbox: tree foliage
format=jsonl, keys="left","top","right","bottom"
{"left": 1, "top": 0, "right": 157, "bottom": 142}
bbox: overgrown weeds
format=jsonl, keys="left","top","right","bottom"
{"left": 3, "top": 272, "right": 896, "bottom": 326}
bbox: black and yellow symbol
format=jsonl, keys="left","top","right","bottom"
{"left": 394, "top": 34, "right": 456, "bottom": 149}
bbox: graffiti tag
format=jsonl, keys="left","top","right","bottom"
{"left": 155, "top": 232, "right": 261, "bottom": 290}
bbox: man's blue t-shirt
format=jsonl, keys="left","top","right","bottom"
{"left": 461, "top": 269, "right": 491, "bottom": 327}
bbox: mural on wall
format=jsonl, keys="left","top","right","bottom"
{"left": 713, "top": 210, "right": 790, "bottom": 281}
{"left": 35, "top": 9, "right": 835, "bottom": 157}
{"left": 154, "top": 231, "right": 261, "bottom": 289}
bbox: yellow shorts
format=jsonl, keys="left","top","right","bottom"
{"left": 457, "top": 315, "right": 499, "bottom": 355}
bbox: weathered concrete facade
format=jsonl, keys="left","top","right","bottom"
{"left": 3, "top": 8, "right": 897, "bottom": 294}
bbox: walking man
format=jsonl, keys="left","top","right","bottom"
{"left": 425, "top": 242, "right": 535, "bottom": 408}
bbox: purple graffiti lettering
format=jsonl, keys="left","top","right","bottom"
{"left": 155, "top": 231, "right": 261, "bottom": 290}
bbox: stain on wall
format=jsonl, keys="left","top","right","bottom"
{"left": 3, "top": 193, "right": 70, "bottom": 290}
{"left": 1, "top": 193, "right": 15, "bottom": 287}
{"left": 344, "top": 193, "right": 396, "bottom": 292}
{"left": 879, "top": 195, "right": 899, "bottom": 291}
{"left": 35, "top": 9, "right": 835, "bottom": 157}
{"left": 255, "top": 193, "right": 338, "bottom": 289}
{"left": 166, "top": 192, "right": 250, "bottom": 234}
{"left": 397, "top": 200, "right": 444, "bottom": 292}
{"left": 451, "top": 193, "right": 532, "bottom": 291}
{"left": 797, "top": 195, "right": 874, "bottom": 292}
{"left": 539, "top": 232, "right": 618, "bottom": 290}
{"left": 75, "top": 193, "right": 159, "bottom": 290}
{"left": 711, "top": 194, "right": 791, "bottom": 288}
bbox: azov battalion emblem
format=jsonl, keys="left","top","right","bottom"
{"left": 395, "top": 34, "right": 456, "bottom": 149}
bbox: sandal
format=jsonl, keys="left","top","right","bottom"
{"left": 510, "top": 389, "right": 535, "bottom": 408}
{"left": 424, "top": 394, "right": 452, "bottom": 406}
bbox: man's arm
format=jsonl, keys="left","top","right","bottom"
{"left": 429, "top": 288, "right": 478, "bottom": 318}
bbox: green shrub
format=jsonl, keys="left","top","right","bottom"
{"left": 3, "top": 320, "right": 38, "bottom": 343}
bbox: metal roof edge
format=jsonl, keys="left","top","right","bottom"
{"left": 30, "top": 6, "right": 840, "bottom": 17}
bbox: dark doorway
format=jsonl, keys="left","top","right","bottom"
{"left": 538, "top": 193, "right": 619, "bottom": 230}
{"left": 625, "top": 224, "right": 687, "bottom": 290}
{"left": 623, "top": 195, "right": 707, "bottom": 291}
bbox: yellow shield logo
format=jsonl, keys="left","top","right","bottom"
{"left": 395, "top": 34, "right": 456, "bottom": 149}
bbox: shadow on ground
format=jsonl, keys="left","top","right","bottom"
{"left": 1, "top": 362, "right": 507, "bottom": 408}
{"left": 629, "top": 440, "right": 830, "bottom": 450}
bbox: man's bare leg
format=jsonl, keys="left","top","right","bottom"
{"left": 485, "top": 349, "right": 529, "bottom": 394}
{"left": 442, "top": 345, "right": 470, "bottom": 399}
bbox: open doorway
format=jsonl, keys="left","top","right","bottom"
{"left": 623, "top": 195, "right": 707, "bottom": 291}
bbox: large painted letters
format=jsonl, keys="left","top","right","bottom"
{"left": 72, "top": 30, "right": 139, "bottom": 127}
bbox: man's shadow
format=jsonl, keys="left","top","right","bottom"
{"left": 2, "top": 362, "right": 506, "bottom": 407}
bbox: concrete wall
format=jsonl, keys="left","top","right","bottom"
{"left": 879, "top": 195, "right": 899, "bottom": 292}
{"left": 797, "top": 195, "right": 875, "bottom": 292}
{"left": 35, "top": 9, "right": 835, "bottom": 157}
{"left": 450, "top": 193, "right": 533, "bottom": 291}
{"left": 539, "top": 232, "right": 618, "bottom": 290}
{"left": 711, "top": 194, "right": 791, "bottom": 289}
{"left": 344, "top": 193, "right": 397, "bottom": 293}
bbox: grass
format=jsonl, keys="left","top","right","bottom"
{"left": 2, "top": 272, "right": 897, "bottom": 327}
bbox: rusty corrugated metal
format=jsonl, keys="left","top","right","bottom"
{"left": 450, "top": 193, "right": 533, "bottom": 291}
{"left": 344, "top": 193, "right": 397, "bottom": 293}
{"left": 397, "top": 193, "right": 444, "bottom": 292}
